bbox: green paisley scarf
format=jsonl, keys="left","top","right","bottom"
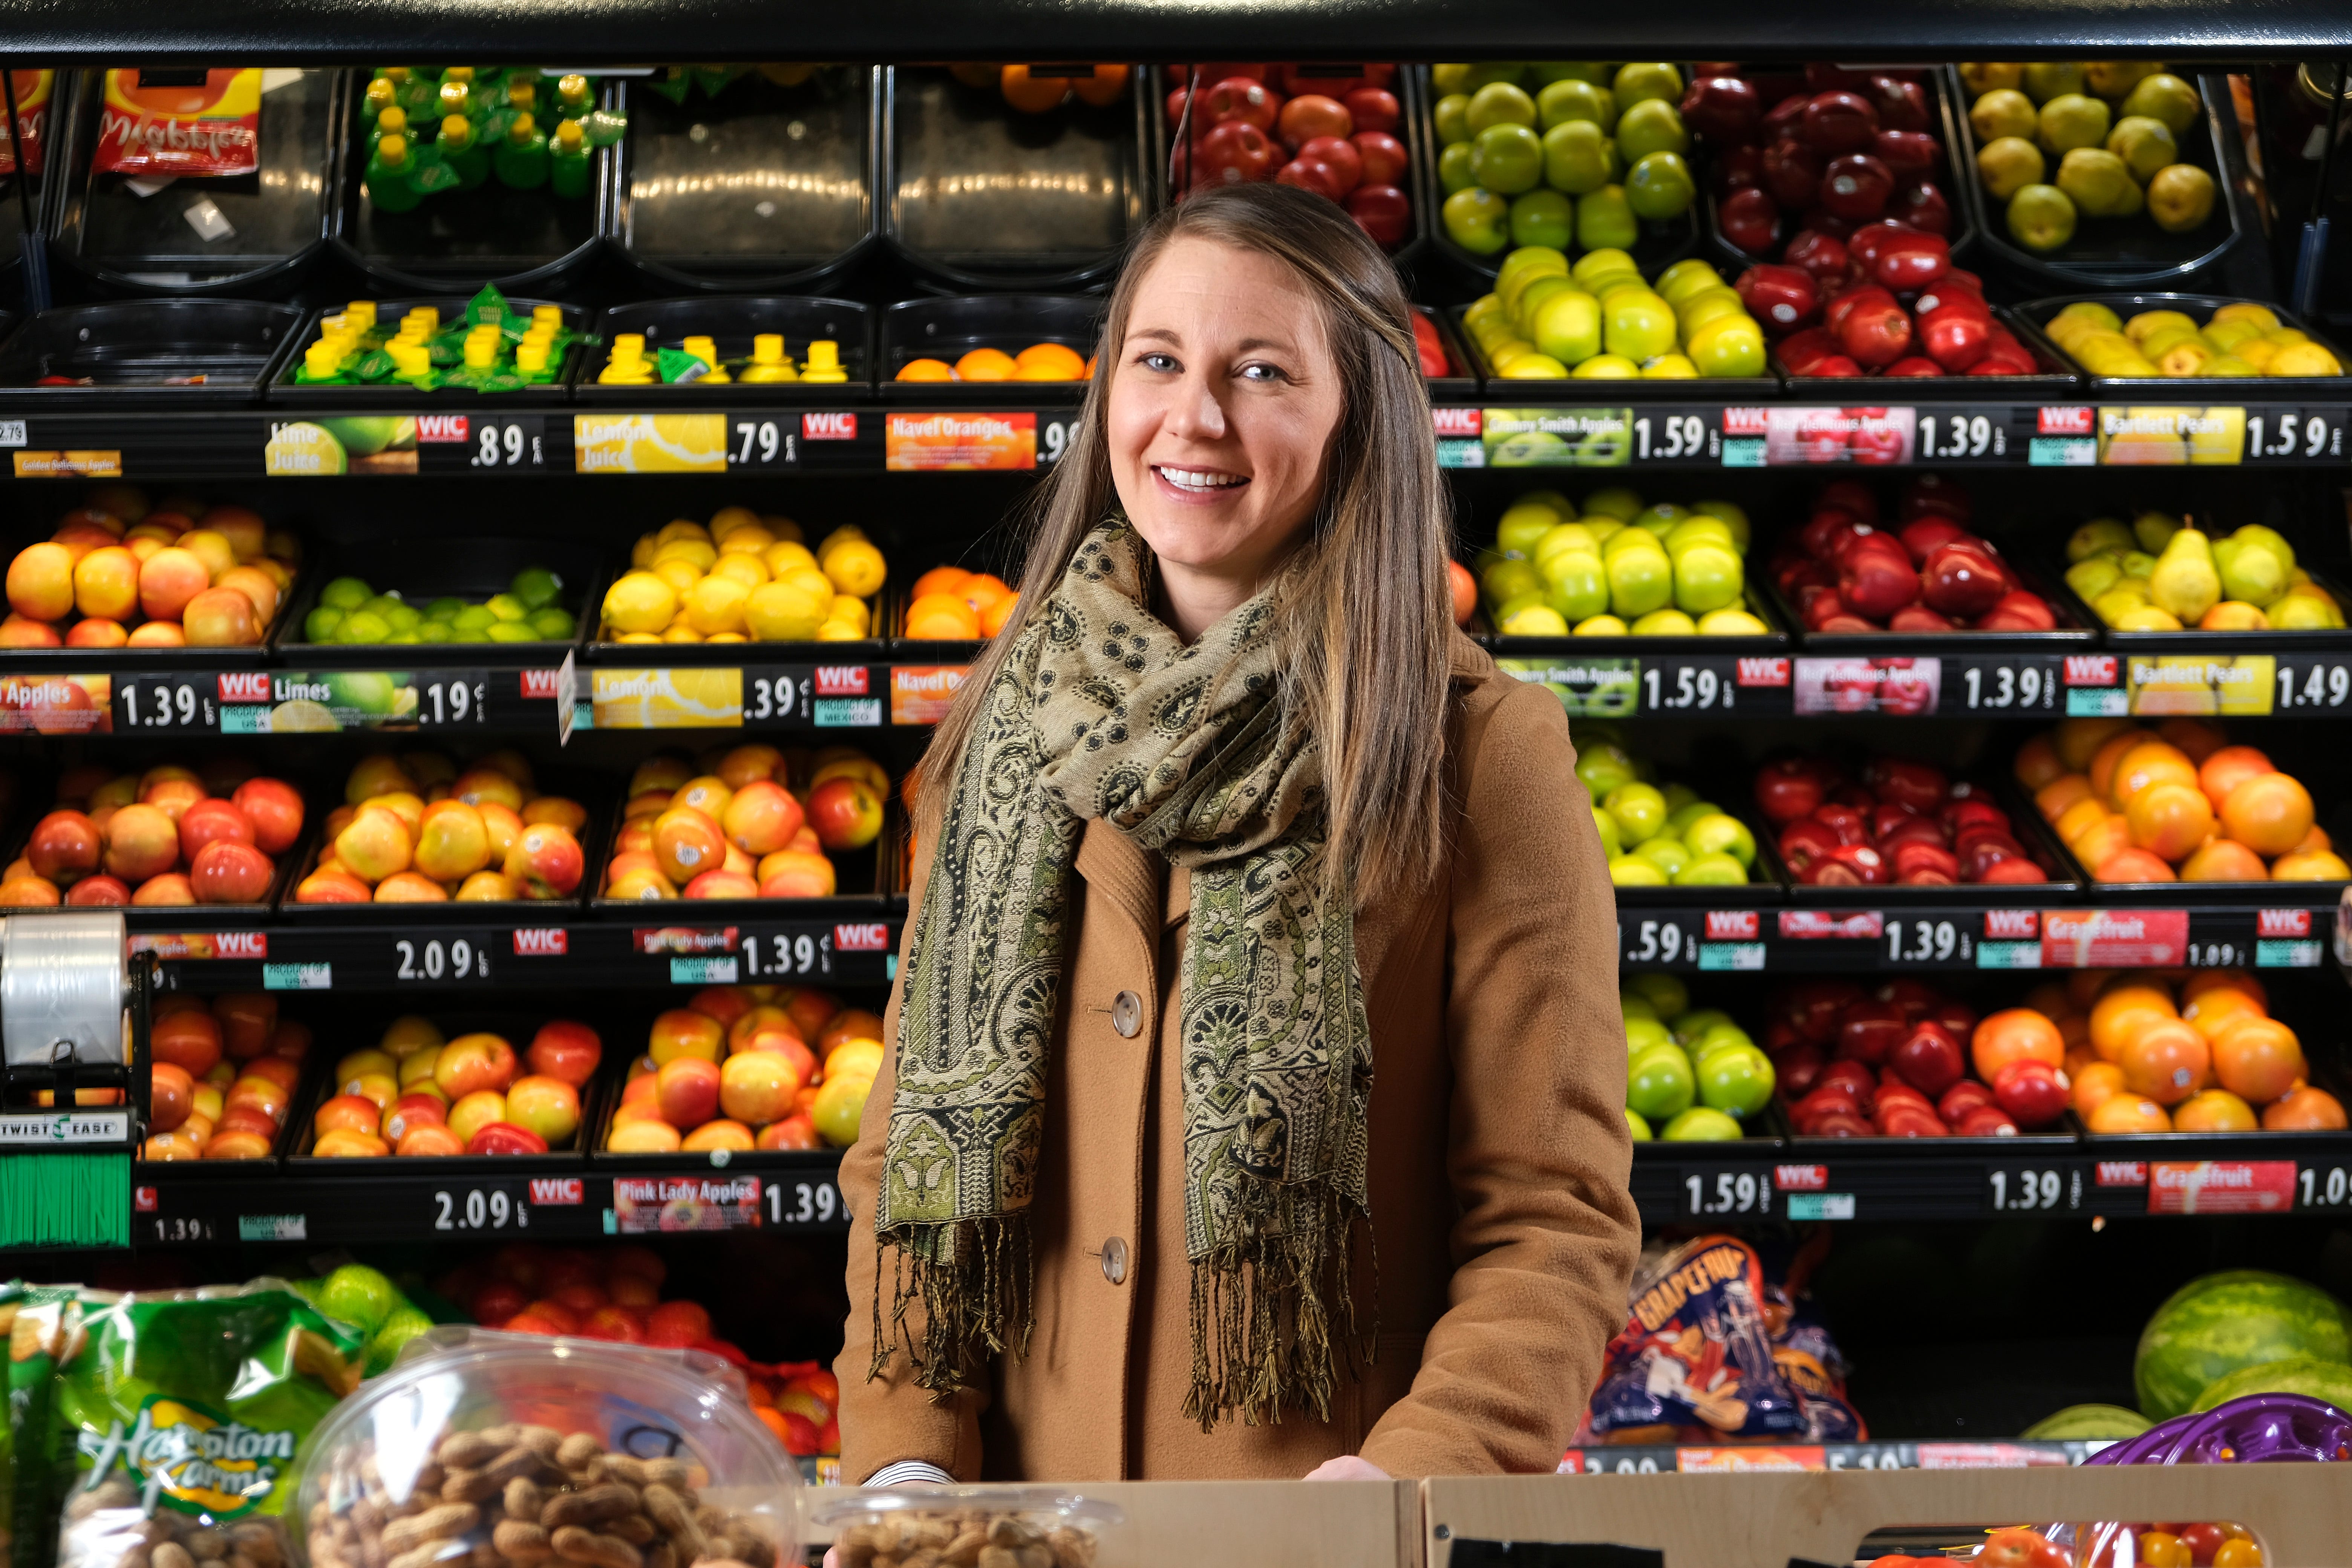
{"left": 873, "top": 520, "right": 1373, "bottom": 1430}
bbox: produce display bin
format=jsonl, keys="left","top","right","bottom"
{"left": 583, "top": 795, "right": 893, "bottom": 919}
{"left": 271, "top": 535, "right": 604, "bottom": 662}
{"left": 609, "top": 67, "right": 880, "bottom": 292}
{"left": 1772, "top": 303, "right": 2082, "bottom": 394}
{"left": 265, "top": 296, "right": 587, "bottom": 408}
{"left": 1757, "top": 558, "right": 2096, "bottom": 649}
{"left": 883, "top": 64, "right": 1160, "bottom": 291}
{"left": 877, "top": 292, "right": 1103, "bottom": 404}
{"left": 1954, "top": 72, "right": 2256, "bottom": 291}
{"left": 1446, "top": 302, "right": 1782, "bottom": 400}
{"left": 0, "top": 298, "right": 305, "bottom": 407}
{"left": 574, "top": 296, "right": 874, "bottom": 403}
{"left": 45, "top": 67, "right": 340, "bottom": 297}
{"left": 2013, "top": 290, "right": 2352, "bottom": 396}
{"left": 2045, "top": 554, "right": 2352, "bottom": 652}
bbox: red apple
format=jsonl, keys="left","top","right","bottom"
{"left": 805, "top": 776, "right": 883, "bottom": 852}
{"left": 102, "top": 803, "right": 181, "bottom": 884}
{"left": 1345, "top": 182, "right": 1412, "bottom": 248}
{"left": 504, "top": 1076, "right": 581, "bottom": 1148}
{"left": 27, "top": 809, "right": 102, "bottom": 884}
{"left": 526, "top": 1020, "right": 602, "bottom": 1087}
{"left": 1680, "top": 75, "right": 1762, "bottom": 144}
{"left": 190, "top": 840, "right": 275, "bottom": 905}
{"left": 654, "top": 1057, "right": 723, "bottom": 1130}
{"left": 1762, "top": 140, "right": 1824, "bottom": 208}
{"left": 231, "top": 777, "right": 305, "bottom": 854}
{"left": 1799, "top": 91, "right": 1880, "bottom": 153}
{"left": 178, "top": 798, "right": 256, "bottom": 864}
{"left": 505, "top": 822, "right": 584, "bottom": 899}
{"left": 435, "top": 1032, "right": 520, "bottom": 1099}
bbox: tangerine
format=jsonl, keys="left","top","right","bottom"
{"left": 1971, "top": 1007, "right": 2065, "bottom": 1082}
{"left": 2181, "top": 985, "right": 2266, "bottom": 1041}
{"left": 2072, "top": 1060, "right": 2127, "bottom": 1117}
{"left": 2087, "top": 1092, "right": 2172, "bottom": 1133}
{"left": 1000, "top": 64, "right": 1071, "bottom": 113}
{"left": 2219, "top": 772, "right": 2315, "bottom": 856}
{"left": 894, "top": 357, "right": 956, "bottom": 382}
{"left": 2270, "top": 848, "right": 2351, "bottom": 880}
{"left": 2013, "top": 735, "right": 2066, "bottom": 790}
{"left": 2109, "top": 741, "right": 2196, "bottom": 809}
{"left": 2035, "top": 773, "right": 2095, "bottom": 822}
{"left": 960, "top": 573, "right": 1013, "bottom": 614}
{"left": 954, "top": 347, "right": 1018, "bottom": 381}
{"left": 1012, "top": 341, "right": 1087, "bottom": 380}
{"left": 978, "top": 592, "right": 1020, "bottom": 637}
{"left": 2196, "top": 744, "right": 2273, "bottom": 808}
{"left": 2210, "top": 1016, "right": 2306, "bottom": 1103}
{"left": 910, "top": 565, "right": 974, "bottom": 600}
{"left": 2096, "top": 847, "right": 2177, "bottom": 884}
{"left": 2118, "top": 1019, "right": 2210, "bottom": 1105}
{"left": 2172, "top": 1089, "right": 2258, "bottom": 1132}
{"left": 1069, "top": 63, "right": 1130, "bottom": 107}
{"left": 2090, "top": 983, "right": 2177, "bottom": 1063}
{"left": 2291, "top": 824, "right": 2332, "bottom": 854}
{"left": 905, "top": 592, "right": 981, "bottom": 639}
{"left": 2087, "top": 726, "right": 2152, "bottom": 800}
{"left": 2054, "top": 795, "right": 2112, "bottom": 845}
{"left": 2177, "top": 837, "right": 2266, "bottom": 882}
{"left": 2262, "top": 1086, "right": 2349, "bottom": 1130}
{"left": 2124, "top": 780, "right": 2214, "bottom": 860}
{"left": 2053, "top": 716, "right": 2135, "bottom": 772}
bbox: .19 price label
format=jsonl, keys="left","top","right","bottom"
{"left": 417, "top": 673, "right": 488, "bottom": 727}
{"left": 434, "top": 1186, "right": 527, "bottom": 1230}
{"left": 1683, "top": 1169, "right": 1771, "bottom": 1217}
{"left": 1987, "top": 1167, "right": 2073, "bottom": 1212}
{"left": 765, "top": 1177, "right": 844, "bottom": 1227}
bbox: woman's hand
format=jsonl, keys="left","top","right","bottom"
{"left": 1303, "top": 1455, "right": 1390, "bottom": 1481}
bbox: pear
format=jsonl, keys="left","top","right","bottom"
{"left": 2067, "top": 517, "right": 2135, "bottom": 561}
{"left": 2132, "top": 510, "right": 2184, "bottom": 551}
{"left": 2066, "top": 556, "right": 2125, "bottom": 600}
{"left": 2230, "top": 523, "right": 2297, "bottom": 573}
{"left": 2121, "top": 550, "right": 2157, "bottom": 579}
{"left": 2213, "top": 534, "right": 2286, "bottom": 607}
{"left": 2093, "top": 582, "right": 2152, "bottom": 625}
{"left": 2270, "top": 592, "right": 2338, "bottom": 630}
{"left": 2147, "top": 527, "right": 2222, "bottom": 623}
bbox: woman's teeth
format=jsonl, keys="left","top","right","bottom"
{"left": 1158, "top": 467, "right": 1245, "bottom": 491}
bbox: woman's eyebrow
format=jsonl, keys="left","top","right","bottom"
{"left": 1127, "top": 327, "right": 1184, "bottom": 346}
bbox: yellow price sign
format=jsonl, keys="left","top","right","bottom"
{"left": 13, "top": 450, "right": 122, "bottom": 479}
{"left": 2098, "top": 406, "right": 2245, "bottom": 466}
{"left": 573, "top": 413, "right": 729, "bottom": 473}
{"left": 592, "top": 668, "right": 743, "bottom": 729}
{"left": 2126, "top": 653, "right": 2277, "bottom": 716}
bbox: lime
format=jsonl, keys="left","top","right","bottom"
{"left": 419, "top": 622, "right": 453, "bottom": 643}
{"left": 485, "top": 592, "right": 530, "bottom": 622}
{"left": 321, "top": 1263, "right": 401, "bottom": 1337}
{"left": 361, "top": 592, "right": 406, "bottom": 618}
{"left": 321, "top": 576, "right": 373, "bottom": 612}
{"left": 364, "top": 1305, "right": 437, "bottom": 1378}
{"left": 451, "top": 604, "right": 497, "bottom": 634}
{"left": 424, "top": 596, "right": 468, "bottom": 621}
{"left": 385, "top": 630, "right": 422, "bottom": 644}
{"left": 529, "top": 607, "right": 577, "bottom": 639}
{"left": 486, "top": 620, "right": 537, "bottom": 643}
{"left": 385, "top": 603, "right": 423, "bottom": 633}
{"left": 510, "top": 567, "right": 563, "bottom": 609}
{"left": 305, "top": 606, "right": 347, "bottom": 642}
{"left": 339, "top": 610, "right": 392, "bottom": 643}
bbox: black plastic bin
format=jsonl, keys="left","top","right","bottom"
{"left": 609, "top": 67, "right": 879, "bottom": 293}
{"left": 574, "top": 297, "right": 873, "bottom": 403}
{"left": 883, "top": 65, "right": 1159, "bottom": 292}
{"left": 1772, "top": 304, "right": 2081, "bottom": 397}
{"left": 877, "top": 293, "right": 1103, "bottom": 404}
{"left": 2012, "top": 291, "right": 2352, "bottom": 398}
{"left": 46, "top": 66, "right": 340, "bottom": 297}
{"left": 273, "top": 536, "right": 605, "bottom": 664}
{"left": 0, "top": 298, "right": 305, "bottom": 407}
{"left": 266, "top": 296, "right": 586, "bottom": 409}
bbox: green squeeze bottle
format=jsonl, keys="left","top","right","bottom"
{"left": 437, "top": 74, "right": 474, "bottom": 123}
{"left": 494, "top": 111, "right": 550, "bottom": 189}
{"left": 363, "top": 75, "right": 397, "bottom": 127}
{"left": 389, "top": 66, "right": 438, "bottom": 116}
{"left": 556, "top": 73, "right": 594, "bottom": 122}
{"left": 368, "top": 104, "right": 407, "bottom": 155}
{"left": 365, "top": 133, "right": 425, "bottom": 211}
{"left": 548, "top": 116, "right": 591, "bottom": 198}
{"left": 438, "top": 113, "right": 489, "bottom": 188}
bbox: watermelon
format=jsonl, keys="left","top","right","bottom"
{"left": 2135, "top": 1270, "right": 2352, "bottom": 1420}
{"left": 2020, "top": 1403, "right": 2154, "bottom": 1440}
{"left": 2190, "top": 1355, "right": 2352, "bottom": 1414}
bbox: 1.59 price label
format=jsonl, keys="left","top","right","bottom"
{"left": 1629, "top": 410, "right": 1715, "bottom": 462}
{"left": 2242, "top": 409, "right": 2347, "bottom": 462}
{"left": 1681, "top": 1168, "right": 1773, "bottom": 1218}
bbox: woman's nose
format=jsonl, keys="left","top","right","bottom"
{"left": 1161, "top": 373, "right": 1227, "bottom": 441}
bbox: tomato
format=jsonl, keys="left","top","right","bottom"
{"left": 1275, "top": 156, "right": 1346, "bottom": 202}
{"left": 1976, "top": 1528, "right": 2070, "bottom": 1568}
{"left": 1350, "top": 129, "right": 1408, "bottom": 188}
{"left": 1276, "top": 93, "right": 1352, "bottom": 151}
{"left": 1204, "top": 75, "right": 1278, "bottom": 132}
{"left": 1345, "top": 183, "right": 1412, "bottom": 249}
{"left": 2177, "top": 1523, "right": 2228, "bottom": 1564}
{"left": 1197, "top": 119, "right": 1276, "bottom": 184}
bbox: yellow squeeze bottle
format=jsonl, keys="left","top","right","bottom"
{"left": 801, "top": 338, "right": 847, "bottom": 384}
{"left": 740, "top": 334, "right": 798, "bottom": 383}
{"left": 599, "top": 333, "right": 654, "bottom": 385}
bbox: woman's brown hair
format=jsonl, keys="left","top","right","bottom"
{"left": 917, "top": 181, "right": 1453, "bottom": 904}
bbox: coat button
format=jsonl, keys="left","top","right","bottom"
{"left": 1101, "top": 1237, "right": 1129, "bottom": 1285}
{"left": 1111, "top": 991, "right": 1143, "bottom": 1038}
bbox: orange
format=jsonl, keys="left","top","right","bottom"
{"left": 2012, "top": 735, "right": 2065, "bottom": 791}
{"left": 1012, "top": 341, "right": 1087, "bottom": 381}
{"left": 2071, "top": 1060, "right": 2127, "bottom": 1118}
{"left": 2095, "top": 847, "right": 2176, "bottom": 883}
{"left": 2068, "top": 814, "right": 2130, "bottom": 869}
{"left": 2108, "top": 740, "right": 2195, "bottom": 809}
{"left": 2292, "top": 824, "right": 2332, "bottom": 854}
{"left": 905, "top": 592, "right": 981, "bottom": 640}
{"left": 1069, "top": 63, "right": 1130, "bottom": 107}
{"left": 2218, "top": 772, "right": 2315, "bottom": 856}
{"left": 2177, "top": 838, "right": 2266, "bottom": 882}
{"left": 978, "top": 592, "right": 1019, "bottom": 637}
{"left": 2087, "top": 726, "right": 2151, "bottom": 800}
{"left": 2090, "top": 983, "right": 2177, "bottom": 1063}
{"left": 2087, "top": 1093, "right": 2172, "bottom": 1134}
{"left": 2181, "top": 985, "right": 2266, "bottom": 1041}
{"left": 2118, "top": 1018, "right": 2210, "bottom": 1105}
{"left": 1084, "top": 354, "right": 1098, "bottom": 378}
{"left": 895, "top": 357, "right": 956, "bottom": 382}
{"left": 960, "top": 573, "right": 1014, "bottom": 614}
{"left": 2053, "top": 716, "right": 2135, "bottom": 772}
{"left": 1971, "top": 1008, "right": 2064, "bottom": 1083}
{"left": 2172, "top": 1089, "right": 2258, "bottom": 1132}
{"left": 2035, "top": 773, "right": 2095, "bottom": 822}
{"left": 2124, "top": 780, "right": 2214, "bottom": 861}
{"left": 2182, "top": 968, "right": 2266, "bottom": 1009}
{"left": 2210, "top": 1016, "right": 2306, "bottom": 1104}
{"left": 2053, "top": 795, "right": 2111, "bottom": 846}
{"left": 2263, "top": 1086, "right": 2349, "bottom": 1130}
{"left": 2196, "top": 744, "right": 2272, "bottom": 808}
{"left": 2270, "top": 848, "right": 2352, "bottom": 880}
{"left": 2155, "top": 717, "right": 2228, "bottom": 763}
{"left": 910, "top": 565, "right": 974, "bottom": 600}
{"left": 954, "top": 347, "right": 1018, "bottom": 381}
{"left": 999, "top": 64, "right": 1071, "bottom": 113}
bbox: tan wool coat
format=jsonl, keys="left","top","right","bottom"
{"left": 836, "top": 633, "right": 1640, "bottom": 1481}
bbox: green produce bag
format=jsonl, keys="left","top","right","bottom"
{"left": 18, "top": 1283, "right": 362, "bottom": 1568}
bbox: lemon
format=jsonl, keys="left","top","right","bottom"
{"left": 656, "top": 519, "right": 712, "bottom": 545}
{"left": 782, "top": 566, "right": 836, "bottom": 601}
{"left": 603, "top": 571, "right": 679, "bottom": 634}
{"left": 823, "top": 536, "right": 888, "bottom": 596}
{"left": 710, "top": 553, "right": 769, "bottom": 589}
{"left": 763, "top": 514, "right": 803, "bottom": 541}
{"left": 653, "top": 558, "right": 703, "bottom": 595}
{"left": 630, "top": 534, "right": 657, "bottom": 567}
{"left": 763, "top": 540, "right": 819, "bottom": 576}
{"left": 1697, "top": 608, "right": 1768, "bottom": 635}
{"left": 709, "top": 505, "right": 763, "bottom": 539}
{"left": 818, "top": 620, "right": 866, "bottom": 641}
{"left": 653, "top": 537, "right": 717, "bottom": 571}
{"left": 745, "top": 580, "right": 829, "bottom": 640}
{"left": 719, "top": 525, "right": 775, "bottom": 554}
{"left": 684, "top": 575, "right": 752, "bottom": 635}
{"left": 827, "top": 595, "right": 872, "bottom": 633}
{"left": 662, "top": 624, "right": 704, "bottom": 643}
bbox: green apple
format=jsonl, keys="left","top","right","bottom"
{"left": 1661, "top": 782, "right": 1697, "bottom": 811}
{"left": 1470, "top": 123, "right": 1544, "bottom": 194}
{"left": 1466, "top": 80, "right": 1539, "bottom": 134}
{"left": 1673, "top": 852, "right": 1749, "bottom": 886}
{"left": 1511, "top": 188, "right": 1576, "bottom": 250}
{"left": 1582, "top": 486, "right": 1645, "bottom": 522}
{"left": 1443, "top": 186, "right": 1512, "bottom": 253}
{"left": 1665, "top": 516, "right": 1737, "bottom": 554}
{"left": 1603, "top": 780, "right": 1668, "bottom": 843}
{"left": 1625, "top": 1043, "right": 1696, "bottom": 1121}
{"left": 1531, "top": 288, "right": 1602, "bottom": 365}
{"left": 1575, "top": 741, "right": 1637, "bottom": 799}
{"left": 1571, "top": 354, "right": 1640, "bottom": 378}
{"left": 1480, "top": 555, "right": 1540, "bottom": 602}
{"left": 1438, "top": 141, "right": 1478, "bottom": 193}
{"left": 1625, "top": 1107, "right": 1652, "bottom": 1142}
{"left": 1433, "top": 63, "right": 1523, "bottom": 97}
{"left": 1533, "top": 521, "right": 1599, "bottom": 569}
{"left": 1694, "top": 1023, "right": 1756, "bottom": 1063}
{"left": 1543, "top": 553, "right": 1609, "bottom": 622}
{"left": 1608, "top": 855, "right": 1668, "bottom": 886}
{"left": 1576, "top": 184, "right": 1639, "bottom": 250}
{"left": 1536, "top": 77, "right": 1617, "bottom": 133}
{"left": 1499, "top": 604, "right": 1571, "bottom": 635}
{"left": 1606, "top": 543, "right": 1673, "bottom": 618}
{"left": 1614, "top": 97, "right": 1690, "bottom": 160}
{"left": 1696, "top": 1045, "right": 1775, "bottom": 1119}
{"left": 1613, "top": 62, "right": 1683, "bottom": 107}
{"left": 1632, "top": 836, "right": 1690, "bottom": 877}
{"left": 1433, "top": 92, "right": 1474, "bottom": 146}
{"left": 1497, "top": 498, "right": 1566, "bottom": 555}
{"left": 1661, "top": 1106, "right": 1744, "bottom": 1142}
{"left": 1621, "top": 993, "right": 1657, "bottom": 1023}
{"left": 1629, "top": 973, "right": 1687, "bottom": 1015}
{"left": 1672, "top": 542, "right": 1745, "bottom": 614}
{"left": 1692, "top": 499, "right": 1752, "bottom": 549}
{"left": 1625, "top": 150, "right": 1695, "bottom": 219}
{"left": 1654, "top": 258, "right": 1724, "bottom": 304}
{"left": 1603, "top": 291, "right": 1677, "bottom": 362}
{"left": 1632, "top": 502, "right": 1690, "bottom": 539}
{"left": 1512, "top": 273, "right": 1576, "bottom": 334}
{"left": 1663, "top": 799, "right": 1719, "bottom": 837}
{"left": 1683, "top": 812, "right": 1756, "bottom": 868}
{"left": 1686, "top": 313, "right": 1766, "bottom": 377}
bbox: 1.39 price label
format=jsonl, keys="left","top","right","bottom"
{"left": 1987, "top": 1167, "right": 2075, "bottom": 1213}
{"left": 1955, "top": 656, "right": 2061, "bottom": 712}
{"left": 765, "top": 1176, "right": 844, "bottom": 1227}
{"left": 1914, "top": 408, "right": 2013, "bottom": 461}
{"left": 115, "top": 674, "right": 220, "bottom": 732}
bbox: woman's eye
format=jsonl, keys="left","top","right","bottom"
{"left": 1239, "top": 362, "right": 1287, "bottom": 383}
{"left": 1138, "top": 352, "right": 1178, "bottom": 373}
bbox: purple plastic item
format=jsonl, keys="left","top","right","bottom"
{"left": 2083, "top": 1393, "right": 2352, "bottom": 1466}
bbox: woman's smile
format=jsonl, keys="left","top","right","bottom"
{"left": 1150, "top": 463, "right": 1251, "bottom": 500}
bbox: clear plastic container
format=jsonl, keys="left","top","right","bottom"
{"left": 809, "top": 1487, "right": 1123, "bottom": 1568}
{"left": 294, "top": 1329, "right": 795, "bottom": 1568}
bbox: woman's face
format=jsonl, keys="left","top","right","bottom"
{"left": 1107, "top": 236, "right": 1344, "bottom": 591}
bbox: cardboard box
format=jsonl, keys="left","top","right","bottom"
{"left": 1423, "top": 1466, "right": 2352, "bottom": 1568}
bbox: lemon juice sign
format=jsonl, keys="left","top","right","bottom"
{"left": 77, "top": 1395, "right": 294, "bottom": 1517}
{"left": 1482, "top": 407, "right": 1631, "bottom": 467}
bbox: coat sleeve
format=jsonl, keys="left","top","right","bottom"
{"left": 835, "top": 796, "right": 992, "bottom": 1482}
{"left": 1357, "top": 676, "right": 1640, "bottom": 1477}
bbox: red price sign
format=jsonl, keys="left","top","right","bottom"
{"left": 2145, "top": 1160, "right": 2297, "bottom": 1215}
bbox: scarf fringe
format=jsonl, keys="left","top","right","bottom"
{"left": 872, "top": 1216, "right": 1034, "bottom": 1399}
{"left": 1183, "top": 1184, "right": 1377, "bottom": 1432}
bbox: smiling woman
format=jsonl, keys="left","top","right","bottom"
{"left": 836, "top": 181, "right": 1640, "bottom": 1486}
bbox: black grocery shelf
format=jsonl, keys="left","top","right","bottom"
{"left": 13, "top": 0, "right": 2350, "bottom": 65}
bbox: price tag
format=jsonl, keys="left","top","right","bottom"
{"left": 2299, "top": 1162, "right": 2352, "bottom": 1210}
{"left": 2185, "top": 938, "right": 2249, "bottom": 968}
{"left": 1953, "top": 655, "right": 2062, "bottom": 713}
{"left": 1883, "top": 917, "right": 1973, "bottom": 967}
{"left": 1751, "top": 406, "right": 1916, "bottom": 465}
{"left": 1986, "top": 1165, "right": 2077, "bottom": 1213}
{"left": 1640, "top": 658, "right": 1740, "bottom": 713}
{"left": 415, "top": 671, "right": 489, "bottom": 727}
{"left": 2241, "top": 407, "right": 2348, "bottom": 462}
{"left": 1482, "top": 406, "right": 1632, "bottom": 467}
{"left": 391, "top": 934, "right": 493, "bottom": 983}
{"left": 416, "top": 413, "right": 547, "bottom": 473}
{"left": 738, "top": 926, "right": 838, "bottom": 980}
{"left": 1628, "top": 408, "right": 1719, "bottom": 463}
{"left": 743, "top": 668, "right": 811, "bottom": 724}
{"left": 145, "top": 1215, "right": 219, "bottom": 1244}
{"left": 1679, "top": 1167, "right": 1774, "bottom": 1219}
{"left": 2125, "top": 653, "right": 2277, "bottom": 716}
{"left": 2042, "top": 910, "right": 2187, "bottom": 967}
{"left": 1912, "top": 407, "right": 2015, "bottom": 462}
{"left": 884, "top": 412, "right": 1036, "bottom": 471}
{"left": 0, "top": 673, "right": 112, "bottom": 734}
{"left": 764, "top": 1174, "right": 846, "bottom": 1228}
{"left": 1037, "top": 413, "right": 1078, "bottom": 466}
{"left": 431, "top": 1183, "right": 532, "bottom": 1231}
{"left": 611, "top": 1173, "right": 764, "bottom": 1233}
{"left": 115, "top": 673, "right": 221, "bottom": 732}
{"left": 1793, "top": 656, "right": 1940, "bottom": 716}
{"left": 2097, "top": 406, "right": 2244, "bottom": 466}
{"left": 1498, "top": 656, "right": 1638, "bottom": 717}
{"left": 2274, "top": 654, "right": 2352, "bottom": 711}
{"left": 591, "top": 668, "right": 744, "bottom": 729}
{"left": 726, "top": 414, "right": 798, "bottom": 469}
{"left": 262, "top": 962, "right": 332, "bottom": 990}
{"left": 2253, "top": 908, "right": 2323, "bottom": 969}
{"left": 1620, "top": 912, "right": 1700, "bottom": 967}
{"left": 574, "top": 413, "right": 729, "bottom": 474}
{"left": 2147, "top": 1159, "right": 2296, "bottom": 1214}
